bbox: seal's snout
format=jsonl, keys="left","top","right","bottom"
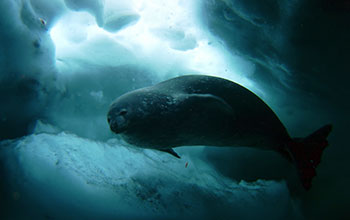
{"left": 107, "top": 114, "right": 118, "bottom": 133}
{"left": 109, "top": 119, "right": 121, "bottom": 134}
{"left": 110, "top": 122, "right": 118, "bottom": 133}
{"left": 107, "top": 111, "right": 128, "bottom": 134}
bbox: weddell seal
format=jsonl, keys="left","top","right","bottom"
{"left": 107, "top": 75, "right": 332, "bottom": 190}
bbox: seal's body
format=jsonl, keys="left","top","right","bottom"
{"left": 107, "top": 75, "right": 332, "bottom": 190}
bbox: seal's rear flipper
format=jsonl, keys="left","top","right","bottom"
{"left": 159, "top": 148, "right": 181, "bottom": 159}
{"left": 287, "top": 124, "right": 332, "bottom": 190}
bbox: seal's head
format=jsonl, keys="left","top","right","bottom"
{"left": 107, "top": 93, "right": 134, "bottom": 134}
{"left": 107, "top": 106, "right": 128, "bottom": 133}
{"left": 107, "top": 88, "right": 165, "bottom": 134}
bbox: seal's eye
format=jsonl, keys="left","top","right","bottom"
{"left": 119, "top": 109, "right": 127, "bottom": 116}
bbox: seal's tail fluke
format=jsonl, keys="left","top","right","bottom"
{"left": 287, "top": 124, "right": 332, "bottom": 190}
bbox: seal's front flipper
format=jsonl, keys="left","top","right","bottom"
{"left": 176, "top": 93, "right": 235, "bottom": 120}
{"left": 159, "top": 148, "right": 181, "bottom": 159}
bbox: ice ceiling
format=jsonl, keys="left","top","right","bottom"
{"left": 0, "top": 0, "right": 349, "bottom": 219}
{"left": 50, "top": 0, "right": 254, "bottom": 86}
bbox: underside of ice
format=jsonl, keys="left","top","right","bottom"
{"left": 1, "top": 132, "right": 297, "bottom": 220}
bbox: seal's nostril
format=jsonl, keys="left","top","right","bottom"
{"left": 107, "top": 117, "right": 111, "bottom": 124}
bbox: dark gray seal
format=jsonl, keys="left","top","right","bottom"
{"left": 107, "top": 75, "right": 332, "bottom": 190}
